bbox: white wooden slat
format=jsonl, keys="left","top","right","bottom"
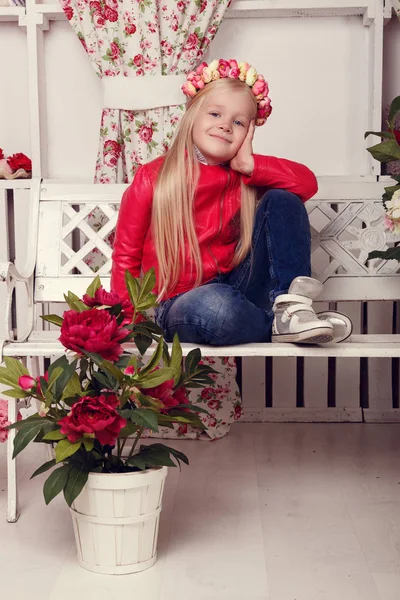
{"left": 60, "top": 240, "right": 94, "bottom": 276}
{"left": 36, "top": 201, "right": 62, "bottom": 277}
{"left": 366, "top": 300, "right": 393, "bottom": 412}
{"left": 335, "top": 301, "right": 362, "bottom": 414}
{"left": 303, "top": 301, "right": 330, "bottom": 412}
{"left": 34, "top": 276, "right": 110, "bottom": 301}
{"left": 5, "top": 334, "right": 400, "bottom": 359}
{"left": 241, "top": 357, "right": 266, "bottom": 421}
{"left": 271, "top": 357, "right": 297, "bottom": 411}
{"left": 62, "top": 203, "right": 97, "bottom": 237}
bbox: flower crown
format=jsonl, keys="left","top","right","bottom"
{"left": 182, "top": 59, "right": 272, "bottom": 126}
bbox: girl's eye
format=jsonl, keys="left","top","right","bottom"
{"left": 234, "top": 120, "right": 244, "bottom": 127}
{"left": 210, "top": 112, "right": 220, "bottom": 117}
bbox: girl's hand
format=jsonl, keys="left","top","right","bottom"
{"left": 230, "top": 120, "right": 255, "bottom": 176}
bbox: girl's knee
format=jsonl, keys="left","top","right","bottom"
{"left": 165, "top": 285, "right": 240, "bottom": 345}
{"left": 261, "top": 189, "right": 304, "bottom": 212}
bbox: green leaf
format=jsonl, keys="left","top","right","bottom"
{"left": 364, "top": 130, "right": 395, "bottom": 140}
{"left": 100, "top": 359, "right": 123, "bottom": 383}
{"left": 55, "top": 439, "right": 82, "bottom": 463}
{"left": 62, "top": 372, "right": 82, "bottom": 400}
{"left": 388, "top": 95, "right": 400, "bottom": 126}
{"left": 43, "top": 465, "right": 71, "bottom": 505}
{"left": 46, "top": 367, "right": 63, "bottom": 392}
{"left": 137, "top": 268, "right": 156, "bottom": 304}
{"left": 134, "top": 333, "right": 153, "bottom": 356}
{"left": 367, "top": 140, "right": 400, "bottom": 162}
{"left": 0, "top": 367, "right": 22, "bottom": 387}
{"left": 368, "top": 247, "right": 400, "bottom": 261}
{"left": 170, "top": 334, "right": 183, "bottom": 385}
{"left": 137, "top": 367, "right": 175, "bottom": 389}
{"left": 42, "top": 429, "right": 67, "bottom": 442}
{"left": 2, "top": 357, "right": 29, "bottom": 385}
{"left": 152, "top": 443, "right": 189, "bottom": 466}
{"left": 63, "top": 465, "right": 89, "bottom": 507}
{"left": 13, "top": 421, "right": 47, "bottom": 458}
{"left": 185, "top": 348, "right": 201, "bottom": 374}
{"left": 82, "top": 437, "right": 94, "bottom": 452}
{"left": 125, "top": 271, "right": 140, "bottom": 307}
{"left": 118, "top": 421, "right": 139, "bottom": 438}
{"left": 1, "top": 388, "right": 29, "bottom": 399}
{"left": 138, "top": 336, "right": 163, "bottom": 377}
{"left": 127, "top": 454, "right": 147, "bottom": 470}
{"left": 63, "top": 292, "right": 89, "bottom": 312}
{"left": 30, "top": 459, "right": 56, "bottom": 479}
{"left": 129, "top": 408, "right": 159, "bottom": 432}
{"left": 85, "top": 275, "right": 101, "bottom": 299}
{"left": 41, "top": 314, "right": 64, "bottom": 327}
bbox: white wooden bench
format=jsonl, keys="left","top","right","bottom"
{"left": 2, "top": 177, "right": 400, "bottom": 522}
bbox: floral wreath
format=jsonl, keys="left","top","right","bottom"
{"left": 182, "top": 59, "right": 272, "bottom": 126}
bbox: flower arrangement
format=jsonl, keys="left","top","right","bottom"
{"left": 0, "top": 269, "right": 216, "bottom": 506}
{"left": 365, "top": 96, "right": 400, "bottom": 261}
{"left": 0, "top": 148, "right": 32, "bottom": 180}
{"left": 182, "top": 58, "right": 272, "bottom": 126}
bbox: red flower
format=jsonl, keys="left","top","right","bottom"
{"left": 103, "top": 138, "right": 121, "bottom": 167}
{"left": 0, "top": 148, "right": 3, "bottom": 160}
{"left": 64, "top": 5, "right": 73, "bottom": 19}
{"left": 7, "top": 153, "right": 32, "bottom": 172}
{"left": 133, "top": 53, "right": 143, "bottom": 67}
{"left": 393, "top": 129, "right": 400, "bottom": 145}
{"left": 89, "top": 0, "right": 102, "bottom": 11}
{"left": 58, "top": 394, "right": 126, "bottom": 446}
{"left": 183, "top": 32, "right": 200, "bottom": 51}
{"left": 110, "top": 42, "right": 120, "bottom": 61}
{"left": 234, "top": 404, "right": 242, "bottom": 421}
{"left": 125, "top": 23, "right": 136, "bottom": 35}
{"left": 93, "top": 12, "right": 105, "bottom": 26}
{"left": 59, "top": 308, "right": 129, "bottom": 362}
{"left": 104, "top": 6, "right": 118, "bottom": 21}
{"left": 140, "top": 379, "right": 189, "bottom": 411}
{"left": 82, "top": 286, "right": 130, "bottom": 309}
{"left": 18, "top": 375, "right": 36, "bottom": 391}
{"left": 138, "top": 125, "right": 153, "bottom": 143}
{"left": 199, "top": 0, "right": 207, "bottom": 12}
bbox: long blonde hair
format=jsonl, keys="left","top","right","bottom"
{"left": 152, "top": 78, "right": 258, "bottom": 299}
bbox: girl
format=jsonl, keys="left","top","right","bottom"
{"left": 111, "top": 59, "right": 352, "bottom": 346}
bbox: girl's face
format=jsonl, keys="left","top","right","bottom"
{"left": 192, "top": 88, "right": 256, "bottom": 165}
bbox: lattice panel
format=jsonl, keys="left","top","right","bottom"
{"left": 61, "top": 203, "right": 118, "bottom": 275}
{"left": 307, "top": 199, "right": 400, "bottom": 282}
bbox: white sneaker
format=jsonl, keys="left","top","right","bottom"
{"left": 272, "top": 293, "right": 334, "bottom": 344}
{"left": 316, "top": 311, "right": 353, "bottom": 343}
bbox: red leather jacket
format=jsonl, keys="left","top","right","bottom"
{"left": 111, "top": 154, "right": 318, "bottom": 307}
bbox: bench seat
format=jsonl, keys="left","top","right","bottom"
{"left": 3, "top": 331, "right": 400, "bottom": 358}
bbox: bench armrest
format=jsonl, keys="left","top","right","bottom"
{"left": 0, "top": 261, "right": 34, "bottom": 347}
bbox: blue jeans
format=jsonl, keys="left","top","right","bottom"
{"left": 154, "top": 189, "right": 311, "bottom": 345}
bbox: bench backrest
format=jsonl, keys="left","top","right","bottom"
{"left": 34, "top": 180, "right": 398, "bottom": 304}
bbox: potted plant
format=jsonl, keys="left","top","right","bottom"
{"left": 365, "top": 96, "right": 400, "bottom": 261}
{"left": 0, "top": 269, "right": 216, "bottom": 574}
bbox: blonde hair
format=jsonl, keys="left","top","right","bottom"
{"left": 152, "top": 78, "right": 258, "bottom": 299}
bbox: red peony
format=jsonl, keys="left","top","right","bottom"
{"left": 59, "top": 308, "right": 129, "bottom": 362}
{"left": 183, "top": 32, "right": 200, "bottom": 51}
{"left": 393, "top": 129, "right": 400, "bottom": 145}
{"left": 7, "top": 153, "right": 32, "bottom": 172}
{"left": 0, "top": 148, "right": 4, "bottom": 160}
{"left": 82, "top": 286, "right": 130, "bottom": 309}
{"left": 125, "top": 23, "right": 136, "bottom": 35}
{"left": 58, "top": 394, "right": 126, "bottom": 446}
{"left": 104, "top": 6, "right": 118, "bottom": 21}
{"left": 64, "top": 6, "right": 73, "bottom": 19}
{"left": 141, "top": 379, "right": 190, "bottom": 411}
{"left": 133, "top": 53, "right": 143, "bottom": 67}
{"left": 138, "top": 125, "right": 153, "bottom": 144}
{"left": 104, "top": 138, "right": 121, "bottom": 167}
{"left": 110, "top": 42, "right": 120, "bottom": 61}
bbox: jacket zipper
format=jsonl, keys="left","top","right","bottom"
{"left": 207, "top": 170, "right": 231, "bottom": 275}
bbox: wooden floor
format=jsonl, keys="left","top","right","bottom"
{"left": 1, "top": 422, "right": 400, "bottom": 600}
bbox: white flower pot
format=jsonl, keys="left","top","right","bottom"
{"left": 70, "top": 467, "right": 167, "bottom": 574}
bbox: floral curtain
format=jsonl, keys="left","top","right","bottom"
{"left": 61, "top": 0, "right": 232, "bottom": 183}
{"left": 61, "top": 0, "right": 242, "bottom": 440}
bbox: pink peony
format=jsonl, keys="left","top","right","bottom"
{"left": 138, "top": 125, "right": 153, "bottom": 144}
{"left": 18, "top": 375, "right": 36, "bottom": 391}
{"left": 82, "top": 286, "right": 130, "bottom": 309}
{"left": 0, "top": 399, "right": 22, "bottom": 443}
